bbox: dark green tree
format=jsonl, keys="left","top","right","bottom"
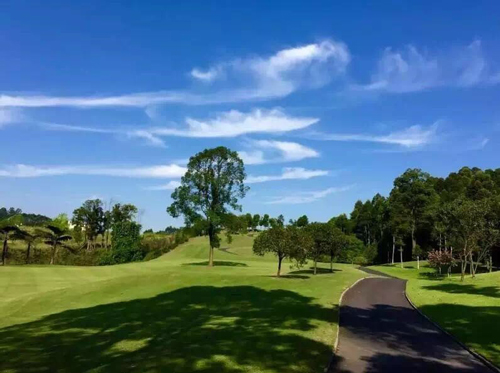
{"left": 167, "top": 147, "right": 247, "bottom": 267}
{"left": 37, "top": 225, "right": 73, "bottom": 265}
{"left": 296, "top": 215, "right": 309, "bottom": 228}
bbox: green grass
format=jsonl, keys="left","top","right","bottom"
{"left": 370, "top": 261, "right": 500, "bottom": 367}
{"left": 0, "top": 234, "right": 365, "bottom": 373}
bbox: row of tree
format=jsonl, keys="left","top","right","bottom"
{"left": 330, "top": 167, "right": 500, "bottom": 280}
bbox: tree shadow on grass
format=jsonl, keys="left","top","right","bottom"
{"left": 182, "top": 261, "right": 248, "bottom": 267}
{"left": 0, "top": 286, "right": 336, "bottom": 373}
{"left": 422, "top": 283, "right": 500, "bottom": 298}
{"left": 263, "top": 274, "right": 311, "bottom": 280}
{"left": 290, "top": 267, "right": 341, "bottom": 275}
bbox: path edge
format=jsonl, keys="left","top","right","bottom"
{"left": 403, "top": 282, "right": 500, "bottom": 373}
{"left": 324, "top": 276, "right": 370, "bottom": 373}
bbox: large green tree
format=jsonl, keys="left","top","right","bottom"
{"left": 253, "top": 226, "right": 311, "bottom": 277}
{"left": 389, "top": 169, "right": 438, "bottom": 256}
{"left": 72, "top": 199, "right": 105, "bottom": 250}
{"left": 168, "top": 147, "right": 248, "bottom": 267}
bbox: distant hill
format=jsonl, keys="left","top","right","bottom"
{"left": 0, "top": 207, "right": 51, "bottom": 226}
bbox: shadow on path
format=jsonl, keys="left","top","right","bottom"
{"left": 331, "top": 278, "right": 494, "bottom": 373}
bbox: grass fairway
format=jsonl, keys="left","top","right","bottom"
{"left": 370, "top": 262, "right": 500, "bottom": 367}
{"left": 0, "top": 234, "right": 365, "bottom": 373}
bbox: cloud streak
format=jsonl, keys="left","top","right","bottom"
{"left": 354, "top": 40, "right": 500, "bottom": 93}
{"left": 0, "top": 164, "right": 186, "bottom": 178}
{"left": 309, "top": 122, "right": 439, "bottom": 148}
{"left": 239, "top": 139, "right": 320, "bottom": 165}
{"left": 267, "top": 186, "right": 352, "bottom": 204}
{"left": 0, "top": 40, "right": 350, "bottom": 108}
{"left": 247, "top": 167, "right": 329, "bottom": 183}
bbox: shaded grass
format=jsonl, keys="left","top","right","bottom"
{"left": 370, "top": 262, "right": 500, "bottom": 366}
{"left": 0, "top": 235, "right": 365, "bottom": 373}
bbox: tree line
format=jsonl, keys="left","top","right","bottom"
{"left": 330, "top": 167, "right": 500, "bottom": 280}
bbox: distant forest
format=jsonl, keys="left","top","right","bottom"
{"left": 0, "top": 207, "right": 51, "bottom": 226}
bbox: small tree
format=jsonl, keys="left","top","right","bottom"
{"left": 168, "top": 147, "right": 247, "bottom": 267}
{"left": 260, "top": 214, "right": 270, "bottom": 229}
{"left": 37, "top": 225, "right": 73, "bottom": 265}
{"left": 252, "top": 214, "right": 261, "bottom": 231}
{"left": 428, "top": 249, "right": 456, "bottom": 276}
{"left": 304, "top": 223, "right": 329, "bottom": 274}
{"left": 413, "top": 244, "right": 423, "bottom": 270}
{"left": 106, "top": 221, "right": 143, "bottom": 264}
{"left": 0, "top": 215, "right": 22, "bottom": 266}
{"left": 296, "top": 215, "right": 309, "bottom": 228}
{"left": 253, "top": 226, "right": 310, "bottom": 277}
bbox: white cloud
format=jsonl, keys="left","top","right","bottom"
{"left": 0, "top": 108, "right": 23, "bottom": 127}
{"left": 148, "top": 108, "right": 318, "bottom": 138}
{"left": 239, "top": 139, "right": 320, "bottom": 165}
{"left": 0, "top": 164, "right": 186, "bottom": 178}
{"left": 311, "top": 122, "right": 439, "bottom": 148}
{"left": 267, "top": 186, "right": 352, "bottom": 204}
{"left": 247, "top": 167, "right": 329, "bottom": 184}
{"left": 0, "top": 40, "right": 350, "bottom": 108}
{"left": 191, "top": 67, "right": 221, "bottom": 82}
{"left": 37, "top": 122, "right": 166, "bottom": 147}
{"left": 355, "top": 40, "right": 500, "bottom": 93}
{"left": 145, "top": 180, "right": 182, "bottom": 191}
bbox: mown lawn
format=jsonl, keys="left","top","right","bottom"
{"left": 370, "top": 262, "right": 500, "bottom": 367}
{"left": 0, "top": 234, "right": 365, "bottom": 373}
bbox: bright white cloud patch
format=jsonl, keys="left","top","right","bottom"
{"left": 0, "top": 164, "right": 186, "bottom": 178}
{"left": 149, "top": 108, "right": 318, "bottom": 138}
{"left": 356, "top": 40, "right": 500, "bottom": 93}
{"left": 311, "top": 123, "right": 439, "bottom": 148}
{"left": 145, "top": 180, "right": 182, "bottom": 191}
{"left": 0, "top": 108, "right": 22, "bottom": 127}
{"left": 0, "top": 40, "right": 350, "bottom": 108}
{"left": 239, "top": 139, "right": 320, "bottom": 165}
{"left": 247, "top": 167, "right": 328, "bottom": 183}
{"left": 267, "top": 186, "right": 352, "bottom": 204}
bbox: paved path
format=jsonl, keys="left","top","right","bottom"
{"left": 331, "top": 277, "right": 494, "bottom": 373}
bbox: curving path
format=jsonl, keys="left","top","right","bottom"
{"left": 331, "top": 276, "right": 494, "bottom": 373}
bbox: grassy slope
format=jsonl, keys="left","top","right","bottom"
{"left": 0, "top": 234, "right": 365, "bottom": 373}
{"left": 370, "top": 262, "right": 500, "bottom": 366}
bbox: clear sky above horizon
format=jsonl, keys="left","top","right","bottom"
{"left": 1, "top": 1, "right": 500, "bottom": 230}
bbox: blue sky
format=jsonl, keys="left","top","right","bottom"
{"left": 1, "top": 1, "right": 500, "bottom": 230}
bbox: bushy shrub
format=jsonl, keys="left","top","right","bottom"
{"left": 427, "top": 249, "right": 456, "bottom": 275}
{"left": 100, "top": 221, "right": 143, "bottom": 265}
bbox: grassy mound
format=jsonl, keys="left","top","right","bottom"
{"left": 0, "top": 234, "right": 364, "bottom": 373}
{"left": 370, "top": 262, "right": 500, "bottom": 367}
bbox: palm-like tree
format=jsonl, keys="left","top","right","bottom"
{"left": 0, "top": 215, "right": 23, "bottom": 266}
{"left": 13, "top": 230, "right": 38, "bottom": 264}
{"left": 37, "top": 225, "right": 72, "bottom": 265}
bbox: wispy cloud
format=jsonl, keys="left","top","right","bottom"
{"left": 38, "top": 122, "right": 166, "bottom": 147}
{"left": 309, "top": 122, "right": 439, "bottom": 148}
{"left": 0, "top": 108, "right": 23, "bottom": 127}
{"left": 239, "top": 139, "right": 320, "bottom": 165}
{"left": 0, "top": 40, "right": 350, "bottom": 108}
{"left": 267, "top": 186, "right": 352, "bottom": 204}
{"left": 144, "top": 180, "right": 182, "bottom": 191}
{"left": 354, "top": 40, "right": 500, "bottom": 93}
{"left": 38, "top": 108, "right": 318, "bottom": 144}
{"left": 247, "top": 167, "right": 329, "bottom": 183}
{"left": 147, "top": 108, "right": 318, "bottom": 138}
{"left": 0, "top": 164, "right": 186, "bottom": 178}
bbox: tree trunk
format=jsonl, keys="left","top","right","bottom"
{"left": 417, "top": 256, "right": 420, "bottom": 270}
{"left": 460, "top": 248, "right": 466, "bottom": 282}
{"left": 411, "top": 223, "right": 416, "bottom": 255}
{"left": 330, "top": 251, "right": 334, "bottom": 273}
{"left": 277, "top": 256, "right": 282, "bottom": 277}
{"left": 438, "top": 232, "right": 442, "bottom": 252}
{"left": 50, "top": 242, "right": 58, "bottom": 265}
{"left": 314, "top": 259, "right": 317, "bottom": 275}
{"left": 391, "top": 236, "right": 395, "bottom": 265}
{"left": 208, "top": 246, "right": 214, "bottom": 267}
{"left": 26, "top": 242, "right": 31, "bottom": 264}
{"left": 470, "top": 252, "right": 474, "bottom": 278}
{"left": 400, "top": 246, "right": 404, "bottom": 268}
{"left": 2, "top": 236, "right": 8, "bottom": 266}
{"left": 490, "top": 256, "right": 493, "bottom": 273}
